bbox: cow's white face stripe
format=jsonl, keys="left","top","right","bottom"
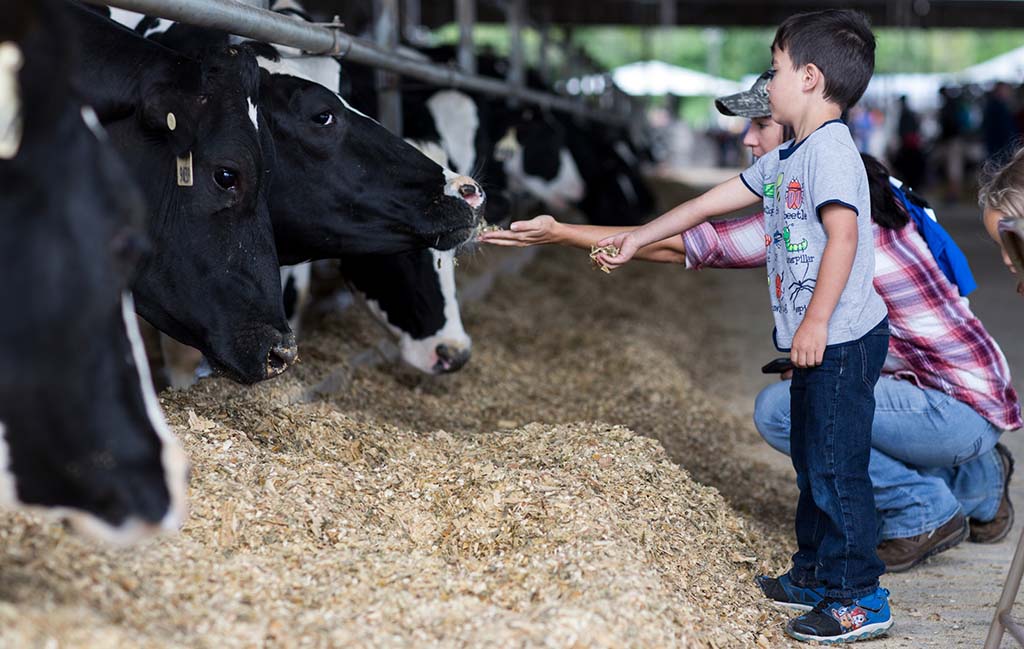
{"left": 247, "top": 97, "right": 259, "bottom": 131}
{"left": 362, "top": 249, "right": 470, "bottom": 374}
{"left": 426, "top": 90, "right": 478, "bottom": 176}
{"left": 0, "top": 41, "right": 24, "bottom": 160}
{"left": 0, "top": 421, "right": 17, "bottom": 508}
{"left": 80, "top": 106, "right": 106, "bottom": 140}
{"left": 121, "top": 292, "right": 189, "bottom": 534}
{"left": 256, "top": 48, "right": 378, "bottom": 126}
{"left": 335, "top": 92, "right": 374, "bottom": 122}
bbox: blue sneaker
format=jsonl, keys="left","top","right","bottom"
{"left": 755, "top": 572, "right": 825, "bottom": 611}
{"left": 785, "top": 587, "right": 893, "bottom": 644}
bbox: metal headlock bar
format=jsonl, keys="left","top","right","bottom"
{"left": 85, "top": 0, "right": 631, "bottom": 125}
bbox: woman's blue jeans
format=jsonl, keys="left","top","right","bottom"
{"left": 787, "top": 320, "right": 890, "bottom": 599}
{"left": 756, "top": 375, "right": 1004, "bottom": 543}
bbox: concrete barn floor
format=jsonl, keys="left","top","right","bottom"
{"left": 690, "top": 198, "right": 1024, "bottom": 648}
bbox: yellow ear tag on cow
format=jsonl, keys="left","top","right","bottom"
{"left": 166, "top": 112, "right": 177, "bottom": 131}
{"left": 494, "top": 127, "right": 520, "bottom": 162}
{"left": 0, "top": 41, "right": 25, "bottom": 160}
{"left": 176, "top": 152, "right": 193, "bottom": 187}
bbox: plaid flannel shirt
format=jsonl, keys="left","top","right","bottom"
{"left": 683, "top": 213, "right": 1022, "bottom": 431}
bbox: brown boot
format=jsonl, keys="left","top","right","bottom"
{"left": 877, "top": 512, "right": 969, "bottom": 573}
{"left": 969, "top": 442, "right": 1015, "bottom": 544}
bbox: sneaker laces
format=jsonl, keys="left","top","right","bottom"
{"left": 811, "top": 596, "right": 853, "bottom": 613}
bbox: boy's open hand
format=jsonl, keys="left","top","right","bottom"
{"left": 478, "top": 215, "right": 556, "bottom": 247}
{"left": 595, "top": 232, "right": 638, "bottom": 270}
{"left": 790, "top": 318, "right": 827, "bottom": 368}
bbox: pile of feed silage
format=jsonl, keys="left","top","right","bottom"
{"left": 0, "top": 239, "right": 800, "bottom": 648}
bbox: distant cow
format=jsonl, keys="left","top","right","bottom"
{"left": 0, "top": 0, "right": 187, "bottom": 543}
{"left": 418, "top": 46, "right": 653, "bottom": 226}
{"left": 67, "top": 3, "right": 296, "bottom": 384}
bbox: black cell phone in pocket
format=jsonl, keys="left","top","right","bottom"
{"left": 761, "top": 357, "right": 795, "bottom": 374}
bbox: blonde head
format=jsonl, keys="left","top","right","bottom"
{"left": 979, "top": 144, "right": 1024, "bottom": 220}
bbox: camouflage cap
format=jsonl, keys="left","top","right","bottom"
{"left": 715, "top": 70, "right": 772, "bottom": 118}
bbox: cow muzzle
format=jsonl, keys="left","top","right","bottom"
{"left": 433, "top": 342, "right": 471, "bottom": 374}
{"left": 266, "top": 331, "right": 298, "bottom": 378}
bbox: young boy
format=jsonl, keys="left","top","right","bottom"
{"left": 597, "top": 10, "right": 892, "bottom": 644}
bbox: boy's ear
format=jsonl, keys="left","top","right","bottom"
{"left": 802, "top": 63, "right": 823, "bottom": 94}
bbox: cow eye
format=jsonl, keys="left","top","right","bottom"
{"left": 312, "top": 111, "right": 334, "bottom": 126}
{"left": 213, "top": 167, "right": 238, "bottom": 190}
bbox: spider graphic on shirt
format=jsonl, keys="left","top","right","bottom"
{"left": 789, "top": 276, "right": 817, "bottom": 303}
{"left": 780, "top": 249, "right": 817, "bottom": 308}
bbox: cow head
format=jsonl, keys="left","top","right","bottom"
{"left": 256, "top": 64, "right": 485, "bottom": 262}
{"left": 0, "top": 0, "right": 187, "bottom": 543}
{"left": 101, "top": 44, "right": 296, "bottom": 384}
{"left": 341, "top": 249, "right": 471, "bottom": 374}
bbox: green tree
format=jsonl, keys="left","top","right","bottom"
{"left": 432, "top": 25, "right": 1024, "bottom": 80}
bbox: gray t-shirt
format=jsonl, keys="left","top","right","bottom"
{"left": 739, "top": 120, "right": 887, "bottom": 351}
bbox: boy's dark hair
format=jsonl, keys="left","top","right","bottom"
{"left": 772, "top": 10, "right": 875, "bottom": 110}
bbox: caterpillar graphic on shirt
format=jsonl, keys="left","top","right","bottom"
{"left": 782, "top": 227, "right": 808, "bottom": 252}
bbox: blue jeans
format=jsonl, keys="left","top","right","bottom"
{"left": 788, "top": 319, "right": 889, "bottom": 599}
{"left": 755, "top": 376, "right": 1004, "bottom": 540}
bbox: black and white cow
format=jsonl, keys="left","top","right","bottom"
{"left": 66, "top": 3, "right": 296, "bottom": 385}
{"left": 0, "top": 0, "right": 187, "bottom": 543}
{"left": 257, "top": 46, "right": 479, "bottom": 374}
{"left": 107, "top": 5, "right": 481, "bottom": 376}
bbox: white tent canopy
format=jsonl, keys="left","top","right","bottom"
{"left": 958, "top": 44, "right": 1024, "bottom": 84}
{"left": 612, "top": 60, "right": 744, "bottom": 97}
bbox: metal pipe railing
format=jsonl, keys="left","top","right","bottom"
{"left": 85, "top": 0, "right": 629, "bottom": 125}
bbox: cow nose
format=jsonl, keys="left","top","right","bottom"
{"left": 266, "top": 331, "right": 298, "bottom": 377}
{"left": 434, "top": 343, "right": 471, "bottom": 373}
{"left": 447, "top": 175, "right": 485, "bottom": 210}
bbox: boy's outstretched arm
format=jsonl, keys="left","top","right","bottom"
{"left": 595, "top": 175, "right": 759, "bottom": 270}
{"left": 478, "top": 215, "right": 687, "bottom": 264}
{"left": 790, "top": 204, "right": 859, "bottom": 368}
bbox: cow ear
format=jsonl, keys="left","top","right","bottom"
{"left": 140, "top": 81, "right": 199, "bottom": 158}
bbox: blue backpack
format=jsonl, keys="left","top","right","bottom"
{"left": 889, "top": 180, "right": 977, "bottom": 297}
